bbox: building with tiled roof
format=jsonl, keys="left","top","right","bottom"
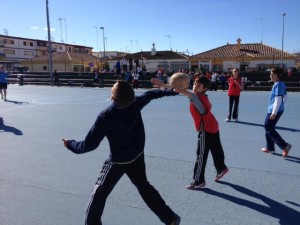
{"left": 190, "top": 38, "right": 297, "bottom": 72}
{"left": 0, "top": 34, "right": 94, "bottom": 71}
{"left": 107, "top": 43, "right": 189, "bottom": 72}
{"left": 20, "top": 51, "right": 99, "bottom": 72}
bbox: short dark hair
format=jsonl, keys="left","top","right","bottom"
{"left": 195, "top": 76, "right": 210, "bottom": 90}
{"left": 113, "top": 80, "right": 135, "bottom": 107}
{"left": 271, "top": 67, "right": 283, "bottom": 80}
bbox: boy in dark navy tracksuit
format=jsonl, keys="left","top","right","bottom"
{"left": 63, "top": 80, "right": 180, "bottom": 225}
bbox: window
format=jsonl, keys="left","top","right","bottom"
{"left": 4, "top": 39, "right": 14, "bottom": 44}
{"left": 30, "top": 42, "right": 33, "bottom": 46}
{"left": 23, "top": 41, "right": 27, "bottom": 46}
{"left": 4, "top": 49, "right": 15, "bottom": 55}
{"left": 24, "top": 51, "right": 34, "bottom": 56}
{"left": 43, "top": 66, "right": 47, "bottom": 71}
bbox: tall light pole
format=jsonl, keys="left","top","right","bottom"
{"left": 258, "top": 18, "right": 263, "bottom": 43}
{"left": 46, "top": 0, "right": 53, "bottom": 86}
{"left": 100, "top": 27, "right": 105, "bottom": 57}
{"left": 100, "top": 27, "right": 105, "bottom": 70}
{"left": 281, "top": 13, "right": 286, "bottom": 69}
{"left": 94, "top": 26, "right": 99, "bottom": 57}
{"left": 165, "top": 34, "right": 172, "bottom": 50}
{"left": 62, "top": 18, "right": 67, "bottom": 43}
{"left": 58, "top": 17, "right": 63, "bottom": 42}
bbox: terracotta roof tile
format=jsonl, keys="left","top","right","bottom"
{"left": 190, "top": 43, "right": 297, "bottom": 59}
{"left": 25, "top": 52, "right": 98, "bottom": 63}
{"left": 109, "top": 51, "right": 189, "bottom": 61}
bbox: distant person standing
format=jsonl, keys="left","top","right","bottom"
{"left": 116, "top": 60, "right": 121, "bottom": 75}
{"left": 0, "top": 66, "right": 9, "bottom": 101}
{"left": 225, "top": 68, "right": 243, "bottom": 122}
{"left": 261, "top": 67, "right": 292, "bottom": 157}
{"left": 132, "top": 70, "right": 140, "bottom": 89}
{"left": 121, "top": 57, "right": 128, "bottom": 73}
{"left": 54, "top": 70, "right": 59, "bottom": 86}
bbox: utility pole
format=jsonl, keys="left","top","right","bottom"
{"left": 46, "top": 0, "right": 53, "bottom": 86}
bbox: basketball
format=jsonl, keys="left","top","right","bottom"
{"left": 169, "top": 73, "right": 190, "bottom": 90}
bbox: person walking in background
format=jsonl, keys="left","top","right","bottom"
{"left": 62, "top": 80, "right": 180, "bottom": 225}
{"left": 54, "top": 70, "right": 59, "bottom": 86}
{"left": 225, "top": 68, "right": 243, "bottom": 122}
{"left": 261, "top": 67, "right": 292, "bottom": 158}
{"left": 0, "top": 66, "right": 9, "bottom": 101}
{"left": 131, "top": 70, "right": 140, "bottom": 89}
{"left": 116, "top": 60, "right": 121, "bottom": 75}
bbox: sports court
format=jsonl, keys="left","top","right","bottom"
{"left": 1, "top": 85, "right": 299, "bottom": 225}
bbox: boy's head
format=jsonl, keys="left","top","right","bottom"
{"left": 193, "top": 76, "right": 210, "bottom": 93}
{"left": 111, "top": 80, "right": 135, "bottom": 107}
{"left": 270, "top": 67, "right": 283, "bottom": 81}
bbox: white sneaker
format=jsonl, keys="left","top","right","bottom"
{"left": 225, "top": 118, "right": 231, "bottom": 122}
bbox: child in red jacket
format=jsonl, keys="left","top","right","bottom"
{"left": 178, "top": 76, "right": 228, "bottom": 189}
{"left": 226, "top": 68, "right": 243, "bottom": 122}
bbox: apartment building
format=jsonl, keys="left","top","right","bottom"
{"left": 0, "top": 35, "right": 93, "bottom": 71}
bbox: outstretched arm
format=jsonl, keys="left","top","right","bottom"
{"left": 151, "top": 78, "right": 172, "bottom": 89}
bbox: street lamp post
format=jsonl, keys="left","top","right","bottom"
{"left": 165, "top": 34, "right": 172, "bottom": 50}
{"left": 94, "top": 26, "right": 99, "bottom": 56}
{"left": 281, "top": 13, "right": 286, "bottom": 69}
{"left": 62, "top": 18, "right": 67, "bottom": 43}
{"left": 46, "top": 0, "right": 53, "bottom": 86}
{"left": 100, "top": 27, "right": 105, "bottom": 70}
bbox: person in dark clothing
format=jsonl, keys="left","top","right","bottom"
{"left": 54, "top": 70, "right": 59, "bottom": 86}
{"left": 62, "top": 80, "right": 180, "bottom": 225}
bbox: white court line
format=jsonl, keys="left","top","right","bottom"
{"left": 32, "top": 96, "right": 110, "bottom": 105}
{"left": 1, "top": 96, "right": 110, "bottom": 112}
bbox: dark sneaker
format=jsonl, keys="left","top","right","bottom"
{"left": 170, "top": 214, "right": 181, "bottom": 225}
{"left": 215, "top": 168, "right": 229, "bottom": 181}
{"left": 261, "top": 148, "right": 275, "bottom": 154}
{"left": 186, "top": 181, "right": 206, "bottom": 190}
{"left": 282, "top": 144, "right": 292, "bottom": 158}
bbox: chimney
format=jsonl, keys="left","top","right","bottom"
{"left": 151, "top": 42, "right": 156, "bottom": 56}
{"left": 236, "top": 38, "right": 242, "bottom": 51}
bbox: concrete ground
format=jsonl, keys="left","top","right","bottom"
{"left": 0, "top": 84, "right": 299, "bottom": 225}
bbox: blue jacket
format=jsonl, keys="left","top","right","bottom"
{"left": 0, "top": 71, "right": 9, "bottom": 83}
{"left": 67, "top": 89, "right": 178, "bottom": 163}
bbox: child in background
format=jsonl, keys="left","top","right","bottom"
{"left": 226, "top": 68, "right": 243, "bottom": 122}
{"left": 262, "top": 67, "right": 292, "bottom": 157}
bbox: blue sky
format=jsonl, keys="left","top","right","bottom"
{"left": 1, "top": 0, "right": 299, "bottom": 55}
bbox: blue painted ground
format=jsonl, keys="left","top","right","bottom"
{"left": 1, "top": 85, "right": 299, "bottom": 225}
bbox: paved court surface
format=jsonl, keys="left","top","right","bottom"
{"left": 0, "top": 84, "right": 299, "bottom": 225}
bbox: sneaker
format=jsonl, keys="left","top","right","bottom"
{"left": 170, "top": 214, "right": 181, "bottom": 225}
{"left": 1, "top": 95, "right": 3, "bottom": 99}
{"left": 215, "top": 168, "right": 229, "bottom": 181}
{"left": 234, "top": 118, "right": 239, "bottom": 122}
{"left": 225, "top": 118, "right": 231, "bottom": 122}
{"left": 261, "top": 148, "right": 275, "bottom": 154}
{"left": 282, "top": 144, "right": 292, "bottom": 158}
{"left": 186, "top": 181, "right": 206, "bottom": 190}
